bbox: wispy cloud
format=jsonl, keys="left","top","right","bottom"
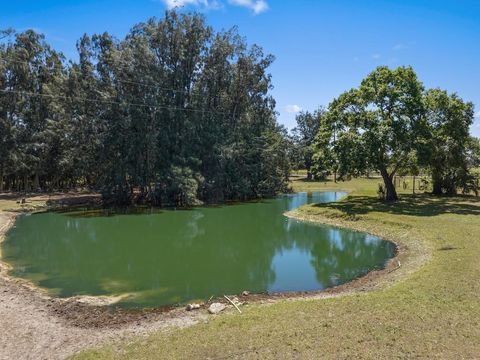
{"left": 229, "top": 0, "right": 269, "bottom": 14}
{"left": 475, "top": 111, "right": 480, "bottom": 118}
{"left": 388, "top": 57, "right": 399, "bottom": 65}
{"left": 372, "top": 54, "right": 381, "bottom": 60}
{"left": 162, "top": 0, "right": 209, "bottom": 9}
{"left": 285, "top": 105, "right": 302, "bottom": 114}
{"left": 393, "top": 43, "right": 407, "bottom": 51}
{"left": 160, "top": 0, "right": 268, "bottom": 13}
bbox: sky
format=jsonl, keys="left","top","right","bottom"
{"left": 2, "top": 0, "right": 479, "bottom": 136}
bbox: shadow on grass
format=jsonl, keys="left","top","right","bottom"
{"left": 294, "top": 177, "right": 340, "bottom": 184}
{"left": 313, "top": 193, "right": 480, "bottom": 217}
{"left": 0, "top": 193, "right": 22, "bottom": 201}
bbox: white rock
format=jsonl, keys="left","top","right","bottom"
{"left": 208, "top": 302, "right": 226, "bottom": 314}
{"left": 186, "top": 303, "right": 201, "bottom": 311}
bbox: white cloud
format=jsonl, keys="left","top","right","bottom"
{"left": 285, "top": 105, "right": 302, "bottom": 114}
{"left": 475, "top": 111, "right": 480, "bottom": 118}
{"left": 372, "top": 54, "right": 381, "bottom": 59}
{"left": 393, "top": 43, "right": 407, "bottom": 51}
{"left": 160, "top": 0, "right": 268, "bottom": 13}
{"left": 162, "top": 0, "right": 209, "bottom": 10}
{"left": 229, "top": 0, "right": 269, "bottom": 14}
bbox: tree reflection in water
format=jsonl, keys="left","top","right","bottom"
{"left": 2, "top": 192, "right": 395, "bottom": 307}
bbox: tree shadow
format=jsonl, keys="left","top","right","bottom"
{"left": 312, "top": 193, "right": 480, "bottom": 217}
{"left": 294, "top": 177, "right": 336, "bottom": 184}
{"left": 0, "top": 193, "right": 22, "bottom": 201}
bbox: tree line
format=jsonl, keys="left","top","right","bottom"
{"left": 291, "top": 66, "right": 480, "bottom": 201}
{"left": 0, "top": 12, "right": 290, "bottom": 206}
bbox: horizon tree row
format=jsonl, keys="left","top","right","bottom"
{"left": 0, "top": 11, "right": 290, "bottom": 206}
{"left": 293, "top": 66, "right": 479, "bottom": 201}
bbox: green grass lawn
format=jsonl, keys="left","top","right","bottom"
{"left": 73, "top": 177, "right": 480, "bottom": 359}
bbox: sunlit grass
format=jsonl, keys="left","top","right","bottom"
{"left": 0, "top": 194, "right": 47, "bottom": 212}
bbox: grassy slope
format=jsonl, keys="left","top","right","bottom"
{"left": 74, "top": 177, "right": 480, "bottom": 359}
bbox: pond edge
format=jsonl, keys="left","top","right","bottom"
{"left": 0, "top": 192, "right": 430, "bottom": 330}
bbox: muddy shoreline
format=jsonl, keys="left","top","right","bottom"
{"left": 0, "top": 193, "right": 410, "bottom": 359}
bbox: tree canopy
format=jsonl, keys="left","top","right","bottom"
{"left": 0, "top": 12, "right": 290, "bottom": 205}
{"left": 291, "top": 108, "right": 325, "bottom": 180}
{"left": 313, "top": 66, "right": 426, "bottom": 201}
{"left": 311, "top": 66, "right": 478, "bottom": 201}
{"left": 424, "top": 89, "right": 476, "bottom": 195}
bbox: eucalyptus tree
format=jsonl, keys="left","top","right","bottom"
{"left": 0, "top": 30, "right": 13, "bottom": 191}
{"left": 314, "top": 66, "right": 426, "bottom": 201}
{"left": 64, "top": 34, "right": 102, "bottom": 188}
{"left": 0, "top": 12, "right": 290, "bottom": 203}
{"left": 0, "top": 30, "right": 67, "bottom": 191}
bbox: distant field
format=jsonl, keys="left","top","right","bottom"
{"left": 73, "top": 176, "right": 480, "bottom": 359}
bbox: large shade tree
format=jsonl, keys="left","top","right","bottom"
{"left": 314, "top": 66, "right": 426, "bottom": 201}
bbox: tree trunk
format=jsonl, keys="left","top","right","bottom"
{"left": 33, "top": 172, "right": 40, "bottom": 191}
{"left": 24, "top": 174, "right": 30, "bottom": 192}
{"left": 0, "top": 165, "right": 4, "bottom": 192}
{"left": 306, "top": 166, "right": 312, "bottom": 181}
{"left": 380, "top": 168, "right": 398, "bottom": 201}
{"left": 5, "top": 175, "right": 11, "bottom": 191}
{"left": 431, "top": 169, "right": 443, "bottom": 196}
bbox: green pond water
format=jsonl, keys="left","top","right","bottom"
{"left": 2, "top": 192, "right": 395, "bottom": 308}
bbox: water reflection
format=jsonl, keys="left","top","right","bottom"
{"left": 2, "top": 192, "right": 395, "bottom": 307}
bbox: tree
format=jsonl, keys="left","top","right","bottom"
{"left": 467, "top": 136, "right": 480, "bottom": 168}
{"left": 424, "top": 89, "right": 475, "bottom": 195}
{"left": 0, "top": 12, "right": 290, "bottom": 206}
{"left": 313, "top": 66, "right": 426, "bottom": 201}
{"left": 311, "top": 109, "right": 342, "bottom": 181}
{"left": 0, "top": 30, "right": 67, "bottom": 191}
{"left": 292, "top": 108, "right": 324, "bottom": 180}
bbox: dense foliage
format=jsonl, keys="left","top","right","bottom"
{"left": 424, "top": 89, "right": 476, "bottom": 195}
{"left": 290, "top": 108, "right": 325, "bottom": 180}
{"left": 311, "top": 66, "right": 478, "bottom": 201}
{"left": 0, "top": 12, "right": 290, "bottom": 205}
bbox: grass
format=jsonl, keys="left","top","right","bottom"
{"left": 0, "top": 193, "right": 48, "bottom": 212}
{"left": 66, "top": 177, "right": 479, "bottom": 358}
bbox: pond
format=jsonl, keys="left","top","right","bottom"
{"left": 2, "top": 192, "right": 395, "bottom": 308}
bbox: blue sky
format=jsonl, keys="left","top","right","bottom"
{"left": 2, "top": 0, "right": 479, "bottom": 136}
